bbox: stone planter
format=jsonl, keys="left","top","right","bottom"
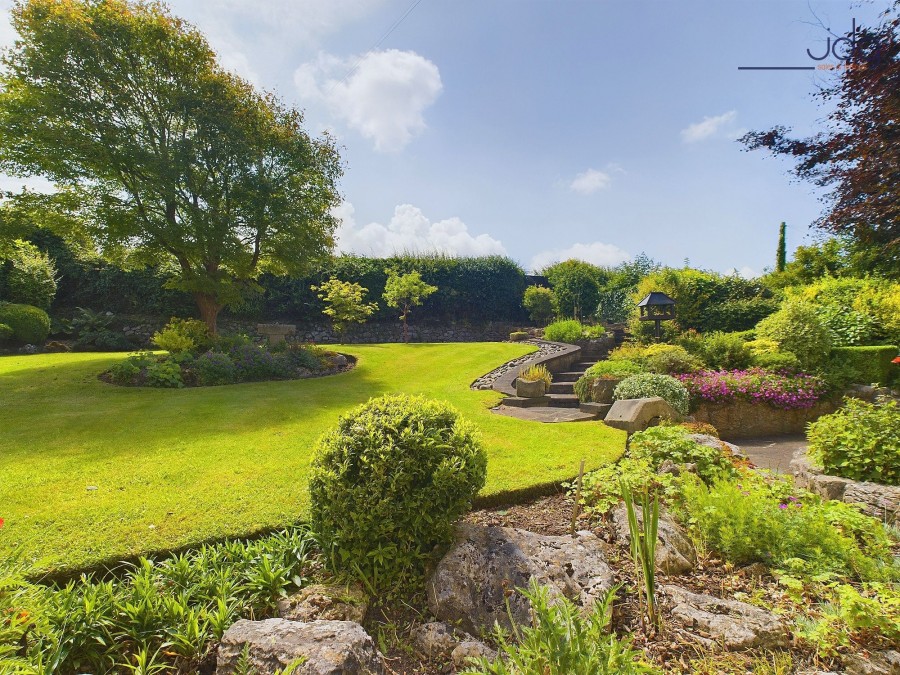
{"left": 590, "top": 378, "right": 622, "bottom": 404}
{"left": 516, "top": 378, "right": 547, "bottom": 398}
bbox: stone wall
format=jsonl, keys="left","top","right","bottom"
{"left": 692, "top": 400, "right": 838, "bottom": 440}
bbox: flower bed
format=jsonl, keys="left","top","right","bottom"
{"left": 677, "top": 369, "right": 827, "bottom": 410}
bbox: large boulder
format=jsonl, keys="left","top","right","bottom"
{"left": 277, "top": 583, "right": 368, "bottom": 623}
{"left": 604, "top": 397, "right": 681, "bottom": 434}
{"left": 844, "top": 650, "right": 900, "bottom": 675}
{"left": 427, "top": 523, "right": 615, "bottom": 634}
{"left": 611, "top": 505, "right": 696, "bottom": 575}
{"left": 661, "top": 585, "right": 789, "bottom": 650}
{"left": 216, "top": 619, "right": 384, "bottom": 675}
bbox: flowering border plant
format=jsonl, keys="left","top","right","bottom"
{"left": 676, "top": 368, "right": 827, "bottom": 410}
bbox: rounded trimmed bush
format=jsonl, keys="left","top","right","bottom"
{"left": 0, "top": 302, "right": 50, "bottom": 344}
{"left": 309, "top": 394, "right": 487, "bottom": 594}
{"left": 613, "top": 373, "right": 690, "bottom": 415}
{"left": 0, "top": 323, "right": 12, "bottom": 343}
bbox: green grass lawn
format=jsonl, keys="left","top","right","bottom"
{"left": 0, "top": 343, "right": 625, "bottom": 573}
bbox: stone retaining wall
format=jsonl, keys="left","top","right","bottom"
{"left": 691, "top": 400, "right": 838, "bottom": 439}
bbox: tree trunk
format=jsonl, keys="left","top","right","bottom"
{"left": 194, "top": 292, "right": 222, "bottom": 336}
{"left": 401, "top": 310, "right": 409, "bottom": 343}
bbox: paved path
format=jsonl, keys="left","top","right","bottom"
{"left": 492, "top": 405, "right": 598, "bottom": 423}
{"left": 727, "top": 434, "right": 807, "bottom": 473}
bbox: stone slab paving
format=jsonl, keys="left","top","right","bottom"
{"left": 731, "top": 434, "right": 808, "bottom": 473}
{"left": 492, "top": 404, "right": 599, "bottom": 423}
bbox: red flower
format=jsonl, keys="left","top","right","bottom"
{"left": 0, "top": 518, "right": 4, "bottom": 528}
{"left": 892, "top": 356, "right": 900, "bottom": 364}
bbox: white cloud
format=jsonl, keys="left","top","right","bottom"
{"left": 681, "top": 110, "right": 738, "bottom": 143}
{"left": 530, "top": 242, "right": 631, "bottom": 272}
{"left": 569, "top": 169, "right": 611, "bottom": 195}
{"left": 334, "top": 202, "right": 506, "bottom": 257}
{"left": 295, "top": 49, "right": 442, "bottom": 152}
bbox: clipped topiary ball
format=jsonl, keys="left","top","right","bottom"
{"left": 0, "top": 302, "right": 51, "bottom": 345}
{"left": 309, "top": 393, "right": 487, "bottom": 595}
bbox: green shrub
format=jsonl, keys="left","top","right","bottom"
{"left": 3, "top": 240, "right": 57, "bottom": 310}
{"left": 195, "top": 351, "right": 238, "bottom": 386}
{"left": 677, "top": 473, "right": 897, "bottom": 581}
{"left": 66, "top": 307, "right": 130, "bottom": 352}
{"left": 0, "top": 302, "right": 50, "bottom": 344}
{"left": 152, "top": 317, "right": 211, "bottom": 354}
{"left": 697, "top": 331, "right": 754, "bottom": 370}
{"left": 523, "top": 286, "right": 556, "bottom": 325}
{"left": 627, "top": 426, "right": 736, "bottom": 484}
{"left": 463, "top": 581, "right": 659, "bottom": 675}
{"left": 519, "top": 363, "right": 552, "bottom": 386}
{"left": 508, "top": 331, "right": 529, "bottom": 341}
{"left": 573, "top": 457, "right": 675, "bottom": 519}
{"left": 543, "top": 319, "right": 583, "bottom": 343}
{"left": 275, "top": 342, "right": 327, "bottom": 372}
{"left": 0, "top": 323, "right": 12, "bottom": 343}
{"left": 108, "top": 356, "right": 143, "bottom": 385}
{"left": 309, "top": 394, "right": 487, "bottom": 594}
{"left": 807, "top": 399, "right": 900, "bottom": 486}
{"left": 574, "top": 360, "right": 643, "bottom": 403}
{"left": 613, "top": 373, "right": 689, "bottom": 415}
{"left": 828, "top": 345, "right": 898, "bottom": 386}
{"left": 818, "top": 304, "right": 877, "bottom": 347}
{"left": 756, "top": 300, "right": 832, "bottom": 371}
{"left": 145, "top": 357, "right": 184, "bottom": 388}
{"left": 640, "top": 344, "right": 703, "bottom": 374}
{"left": 752, "top": 350, "right": 801, "bottom": 373}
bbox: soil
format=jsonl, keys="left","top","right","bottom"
{"left": 371, "top": 493, "right": 842, "bottom": 675}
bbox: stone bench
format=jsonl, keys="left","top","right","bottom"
{"left": 256, "top": 323, "right": 296, "bottom": 344}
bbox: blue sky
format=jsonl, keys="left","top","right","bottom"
{"left": 0, "top": 0, "right": 890, "bottom": 274}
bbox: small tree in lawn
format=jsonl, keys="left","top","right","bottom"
{"left": 383, "top": 270, "right": 437, "bottom": 343}
{"left": 312, "top": 278, "right": 377, "bottom": 344}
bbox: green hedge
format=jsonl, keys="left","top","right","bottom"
{"left": 830, "top": 345, "right": 899, "bottom": 385}
{"left": 37, "top": 232, "right": 529, "bottom": 323}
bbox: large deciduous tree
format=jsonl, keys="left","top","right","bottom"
{"left": 740, "top": 4, "right": 900, "bottom": 274}
{"left": 0, "top": 0, "right": 342, "bottom": 332}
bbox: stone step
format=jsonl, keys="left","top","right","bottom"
{"left": 580, "top": 402, "right": 611, "bottom": 419}
{"left": 546, "top": 393, "right": 581, "bottom": 409}
{"left": 549, "top": 382, "right": 574, "bottom": 394}
{"left": 555, "top": 371, "right": 585, "bottom": 382}
{"left": 573, "top": 361, "right": 598, "bottom": 370}
{"left": 500, "top": 395, "right": 550, "bottom": 408}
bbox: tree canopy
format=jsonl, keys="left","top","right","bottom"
{"left": 0, "top": 0, "right": 342, "bottom": 332}
{"left": 740, "top": 4, "right": 900, "bottom": 275}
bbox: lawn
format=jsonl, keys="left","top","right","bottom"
{"left": 0, "top": 343, "right": 625, "bottom": 573}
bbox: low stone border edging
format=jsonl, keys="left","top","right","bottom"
{"left": 692, "top": 400, "right": 838, "bottom": 439}
{"left": 790, "top": 449, "right": 899, "bottom": 524}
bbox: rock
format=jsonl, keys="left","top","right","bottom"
{"left": 604, "top": 397, "right": 681, "bottom": 435}
{"left": 427, "top": 523, "right": 615, "bottom": 635}
{"left": 657, "top": 460, "right": 697, "bottom": 477}
{"left": 661, "top": 585, "right": 789, "bottom": 650}
{"left": 412, "top": 622, "right": 463, "bottom": 659}
{"left": 216, "top": 619, "right": 384, "bottom": 675}
{"left": 332, "top": 354, "right": 349, "bottom": 368}
{"left": 589, "top": 378, "right": 621, "bottom": 405}
{"left": 516, "top": 378, "right": 547, "bottom": 398}
{"left": 612, "top": 506, "right": 696, "bottom": 575}
{"left": 451, "top": 641, "right": 497, "bottom": 669}
{"left": 844, "top": 650, "right": 900, "bottom": 675}
{"left": 845, "top": 384, "right": 878, "bottom": 402}
{"left": 792, "top": 450, "right": 899, "bottom": 524}
{"left": 843, "top": 481, "right": 900, "bottom": 524}
{"left": 687, "top": 433, "right": 746, "bottom": 460}
{"left": 277, "top": 583, "right": 368, "bottom": 623}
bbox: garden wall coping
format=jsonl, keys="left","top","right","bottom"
{"left": 491, "top": 340, "right": 581, "bottom": 397}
